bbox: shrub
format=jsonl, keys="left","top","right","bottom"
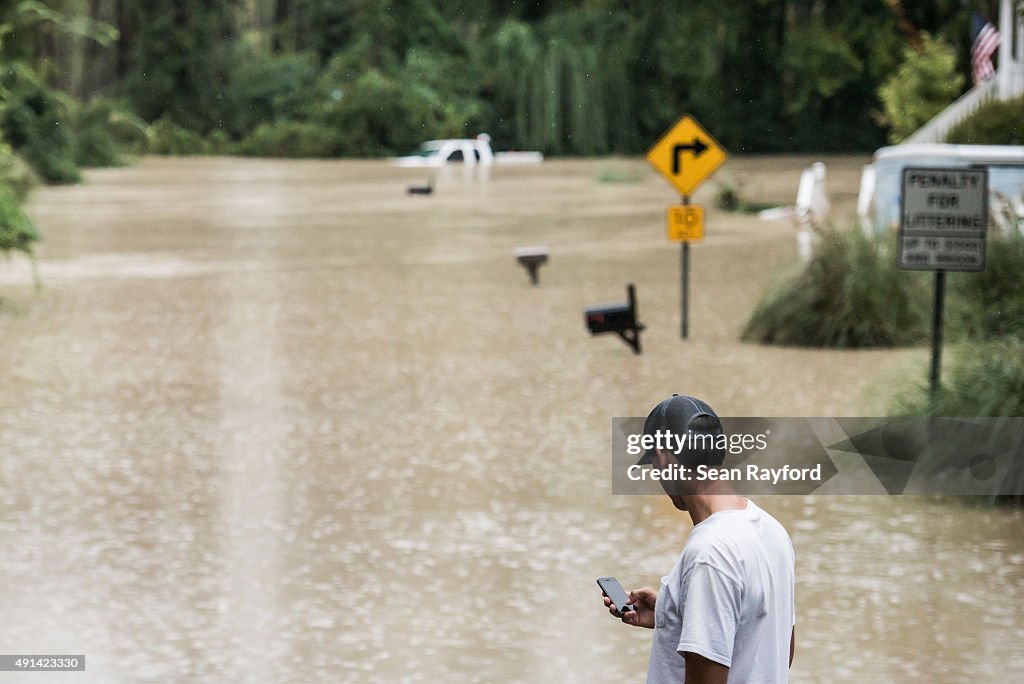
{"left": 595, "top": 165, "right": 644, "bottom": 183}
{"left": 889, "top": 232, "right": 1024, "bottom": 418}
{"left": 147, "top": 118, "right": 209, "bottom": 155}
{"left": 742, "top": 227, "right": 930, "bottom": 347}
{"left": 236, "top": 120, "right": 345, "bottom": 158}
{"left": 895, "top": 338, "right": 1024, "bottom": 417}
{"left": 714, "top": 178, "right": 778, "bottom": 214}
{"left": 714, "top": 181, "right": 742, "bottom": 212}
{"left": 223, "top": 46, "right": 318, "bottom": 139}
{"left": 0, "top": 63, "right": 81, "bottom": 183}
{"left": 307, "top": 50, "right": 484, "bottom": 156}
{"left": 74, "top": 99, "right": 149, "bottom": 167}
{"left": 946, "top": 94, "right": 1024, "bottom": 145}
{"left": 205, "top": 128, "right": 235, "bottom": 155}
{"left": 0, "top": 142, "right": 36, "bottom": 200}
{"left": 947, "top": 230, "right": 1024, "bottom": 341}
{"left": 878, "top": 33, "right": 964, "bottom": 144}
{"left": 0, "top": 185, "right": 38, "bottom": 256}
{"left": 308, "top": 66, "right": 429, "bottom": 156}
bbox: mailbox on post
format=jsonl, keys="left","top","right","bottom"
{"left": 584, "top": 284, "right": 644, "bottom": 354}
{"left": 514, "top": 246, "right": 549, "bottom": 285}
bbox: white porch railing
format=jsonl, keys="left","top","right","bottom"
{"left": 1001, "top": 60, "right": 1024, "bottom": 99}
{"left": 902, "top": 78, "right": 1000, "bottom": 145}
{"left": 903, "top": 0, "right": 1023, "bottom": 145}
{"left": 996, "top": 0, "right": 1024, "bottom": 100}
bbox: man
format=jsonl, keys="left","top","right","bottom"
{"left": 602, "top": 395, "right": 795, "bottom": 684}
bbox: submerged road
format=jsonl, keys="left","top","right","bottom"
{"left": 0, "top": 156, "right": 1021, "bottom": 682}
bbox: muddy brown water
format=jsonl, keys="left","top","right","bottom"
{"left": 0, "top": 157, "right": 1021, "bottom": 682}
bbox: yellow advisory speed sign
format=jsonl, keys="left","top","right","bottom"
{"left": 646, "top": 115, "right": 727, "bottom": 197}
{"left": 667, "top": 204, "right": 704, "bottom": 242}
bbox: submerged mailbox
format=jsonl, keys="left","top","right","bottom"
{"left": 514, "top": 246, "right": 549, "bottom": 285}
{"left": 585, "top": 284, "right": 644, "bottom": 354}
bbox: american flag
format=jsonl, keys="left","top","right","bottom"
{"left": 971, "top": 13, "right": 1000, "bottom": 84}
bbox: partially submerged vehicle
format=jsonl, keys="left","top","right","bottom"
{"left": 858, "top": 144, "right": 1024, "bottom": 233}
{"left": 393, "top": 134, "right": 542, "bottom": 167}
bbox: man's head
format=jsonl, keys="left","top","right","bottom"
{"left": 639, "top": 395, "right": 726, "bottom": 504}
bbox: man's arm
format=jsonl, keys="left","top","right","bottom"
{"left": 683, "top": 651, "right": 729, "bottom": 684}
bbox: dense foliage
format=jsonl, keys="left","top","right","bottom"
{"left": 741, "top": 228, "right": 931, "bottom": 348}
{"left": 741, "top": 226, "right": 1024, "bottom": 416}
{"left": 0, "top": 0, "right": 1008, "bottom": 258}
{"left": 743, "top": 226, "right": 1024, "bottom": 342}
{"left": 946, "top": 94, "right": 1024, "bottom": 144}
{"left": 4, "top": 0, "right": 996, "bottom": 159}
{"left": 896, "top": 337, "right": 1024, "bottom": 417}
{"left": 918, "top": 234, "right": 1024, "bottom": 417}
{"left": 0, "top": 142, "right": 38, "bottom": 256}
{"left": 947, "top": 231, "right": 1024, "bottom": 341}
{"left": 878, "top": 33, "right": 964, "bottom": 144}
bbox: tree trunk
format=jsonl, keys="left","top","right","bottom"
{"left": 884, "top": 0, "right": 922, "bottom": 51}
{"left": 273, "top": 0, "right": 289, "bottom": 52}
{"left": 116, "top": 0, "right": 135, "bottom": 81}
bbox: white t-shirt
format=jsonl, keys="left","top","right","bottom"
{"left": 647, "top": 499, "right": 795, "bottom": 684}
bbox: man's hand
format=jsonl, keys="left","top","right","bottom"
{"left": 602, "top": 587, "right": 657, "bottom": 628}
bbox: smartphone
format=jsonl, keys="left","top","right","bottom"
{"left": 596, "top": 576, "right": 634, "bottom": 617}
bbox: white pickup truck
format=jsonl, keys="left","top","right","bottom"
{"left": 393, "top": 133, "right": 543, "bottom": 167}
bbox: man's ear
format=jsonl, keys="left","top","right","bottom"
{"left": 655, "top": 448, "right": 669, "bottom": 468}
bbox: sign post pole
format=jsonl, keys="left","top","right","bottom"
{"left": 929, "top": 270, "right": 946, "bottom": 402}
{"left": 681, "top": 194, "right": 690, "bottom": 339}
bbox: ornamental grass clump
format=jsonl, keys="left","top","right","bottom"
{"left": 894, "top": 337, "right": 1024, "bottom": 417}
{"left": 742, "top": 227, "right": 929, "bottom": 347}
{"left": 946, "top": 230, "right": 1024, "bottom": 341}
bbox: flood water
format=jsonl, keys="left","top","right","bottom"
{"left": 0, "top": 157, "right": 1021, "bottom": 682}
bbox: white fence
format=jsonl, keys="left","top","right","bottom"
{"left": 902, "top": 79, "right": 1000, "bottom": 145}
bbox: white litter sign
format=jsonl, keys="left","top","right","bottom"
{"left": 898, "top": 167, "right": 988, "bottom": 271}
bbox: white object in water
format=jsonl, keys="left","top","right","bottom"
{"left": 857, "top": 164, "right": 876, "bottom": 237}
{"left": 757, "top": 162, "right": 831, "bottom": 234}
{"left": 393, "top": 133, "right": 542, "bottom": 167}
{"left": 795, "top": 161, "right": 830, "bottom": 230}
{"left": 494, "top": 151, "right": 544, "bottom": 164}
{"left": 797, "top": 228, "right": 815, "bottom": 263}
{"left": 758, "top": 206, "right": 797, "bottom": 222}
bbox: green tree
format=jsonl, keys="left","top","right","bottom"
{"left": 878, "top": 32, "right": 964, "bottom": 143}
{"left": 0, "top": 140, "right": 38, "bottom": 258}
{"left": 0, "top": 0, "right": 987, "bottom": 159}
{"left": 119, "top": 0, "right": 235, "bottom": 132}
{"left": 0, "top": 61, "right": 80, "bottom": 183}
{"left": 0, "top": 1, "right": 120, "bottom": 181}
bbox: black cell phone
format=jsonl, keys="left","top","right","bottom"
{"left": 596, "top": 576, "right": 634, "bottom": 617}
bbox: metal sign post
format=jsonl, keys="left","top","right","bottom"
{"left": 929, "top": 271, "right": 946, "bottom": 401}
{"left": 898, "top": 166, "right": 988, "bottom": 402}
{"left": 680, "top": 195, "right": 690, "bottom": 339}
{"left": 665, "top": 199, "right": 704, "bottom": 339}
{"left": 646, "top": 115, "right": 726, "bottom": 340}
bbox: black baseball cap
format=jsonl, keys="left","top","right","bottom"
{"left": 637, "top": 394, "right": 723, "bottom": 466}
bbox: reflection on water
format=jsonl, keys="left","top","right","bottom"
{"left": 0, "top": 157, "right": 1021, "bottom": 682}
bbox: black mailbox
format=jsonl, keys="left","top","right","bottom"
{"left": 585, "top": 303, "right": 634, "bottom": 334}
{"left": 514, "top": 246, "right": 549, "bottom": 285}
{"left": 584, "top": 284, "right": 644, "bottom": 354}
